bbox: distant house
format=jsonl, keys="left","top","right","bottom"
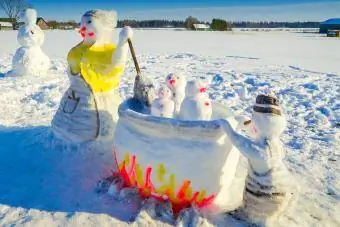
{"left": 319, "top": 18, "right": 340, "bottom": 33}
{"left": 0, "top": 21, "right": 13, "bottom": 30}
{"left": 327, "top": 30, "right": 340, "bottom": 37}
{"left": 193, "top": 24, "right": 210, "bottom": 31}
{"left": 12, "top": 17, "right": 49, "bottom": 30}
{"left": 36, "top": 17, "right": 48, "bottom": 30}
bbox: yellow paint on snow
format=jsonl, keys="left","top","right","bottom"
{"left": 67, "top": 42, "right": 124, "bottom": 92}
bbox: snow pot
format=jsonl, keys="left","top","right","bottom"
{"left": 112, "top": 98, "right": 241, "bottom": 213}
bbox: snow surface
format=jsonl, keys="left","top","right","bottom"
{"left": 0, "top": 29, "right": 339, "bottom": 226}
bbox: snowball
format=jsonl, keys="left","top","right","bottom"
{"left": 20, "top": 8, "right": 37, "bottom": 26}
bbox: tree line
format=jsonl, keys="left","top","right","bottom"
{"left": 117, "top": 17, "right": 320, "bottom": 30}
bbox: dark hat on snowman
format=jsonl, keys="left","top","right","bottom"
{"left": 253, "top": 94, "right": 282, "bottom": 116}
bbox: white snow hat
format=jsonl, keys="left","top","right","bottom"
{"left": 21, "top": 8, "right": 37, "bottom": 26}
{"left": 83, "top": 9, "right": 118, "bottom": 28}
{"left": 253, "top": 94, "right": 282, "bottom": 116}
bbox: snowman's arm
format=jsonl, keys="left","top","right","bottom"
{"left": 112, "top": 26, "right": 133, "bottom": 69}
{"left": 111, "top": 42, "right": 129, "bottom": 68}
{"left": 220, "top": 119, "right": 260, "bottom": 160}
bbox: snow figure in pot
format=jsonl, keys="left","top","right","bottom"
{"left": 151, "top": 85, "right": 175, "bottom": 118}
{"left": 165, "top": 72, "right": 186, "bottom": 115}
{"left": 8, "top": 8, "right": 50, "bottom": 77}
{"left": 220, "top": 93, "right": 296, "bottom": 226}
{"left": 52, "top": 9, "right": 132, "bottom": 143}
{"left": 179, "top": 79, "right": 212, "bottom": 121}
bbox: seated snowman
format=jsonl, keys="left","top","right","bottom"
{"left": 52, "top": 9, "right": 132, "bottom": 143}
{"left": 179, "top": 79, "right": 212, "bottom": 121}
{"left": 9, "top": 8, "right": 50, "bottom": 77}
{"left": 151, "top": 85, "right": 175, "bottom": 118}
{"left": 220, "top": 93, "right": 296, "bottom": 226}
{"left": 165, "top": 72, "right": 186, "bottom": 115}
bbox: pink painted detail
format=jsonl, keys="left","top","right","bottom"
{"left": 200, "top": 87, "right": 207, "bottom": 93}
{"left": 205, "top": 102, "right": 210, "bottom": 106}
{"left": 253, "top": 127, "right": 258, "bottom": 133}
{"left": 169, "top": 79, "right": 176, "bottom": 86}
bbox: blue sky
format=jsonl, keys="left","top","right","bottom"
{"left": 1, "top": 0, "right": 339, "bottom": 21}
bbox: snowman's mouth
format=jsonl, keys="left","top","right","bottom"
{"left": 200, "top": 87, "right": 207, "bottom": 93}
{"left": 169, "top": 79, "right": 176, "bottom": 86}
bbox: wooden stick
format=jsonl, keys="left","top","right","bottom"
{"left": 128, "top": 38, "right": 141, "bottom": 76}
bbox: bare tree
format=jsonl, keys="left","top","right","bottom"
{"left": 0, "top": 0, "right": 30, "bottom": 21}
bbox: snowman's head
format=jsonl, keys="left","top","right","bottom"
{"left": 251, "top": 94, "right": 286, "bottom": 140}
{"left": 158, "top": 85, "right": 172, "bottom": 99}
{"left": 17, "top": 25, "right": 44, "bottom": 47}
{"left": 80, "top": 9, "right": 117, "bottom": 45}
{"left": 20, "top": 8, "right": 37, "bottom": 26}
{"left": 185, "top": 79, "right": 208, "bottom": 97}
{"left": 166, "top": 73, "right": 186, "bottom": 90}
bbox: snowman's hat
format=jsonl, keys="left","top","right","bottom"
{"left": 253, "top": 94, "right": 282, "bottom": 116}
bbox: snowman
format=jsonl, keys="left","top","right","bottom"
{"left": 52, "top": 9, "right": 132, "bottom": 143}
{"left": 179, "top": 79, "right": 212, "bottom": 121}
{"left": 220, "top": 94, "right": 296, "bottom": 226}
{"left": 151, "top": 85, "right": 175, "bottom": 118}
{"left": 9, "top": 8, "right": 50, "bottom": 77}
{"left": 165, "top": 73, "right": 186, "bottom": 115}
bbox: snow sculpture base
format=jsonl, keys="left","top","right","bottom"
{"left": 52, "top": 74, "right": 121, "bottom": 143}
{"left": 9, "top": 47, "right": 50, "bottom": 77}
{"left": 113, "top": 98, "right": 242, "bottom": 213}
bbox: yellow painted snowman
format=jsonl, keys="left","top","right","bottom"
{"left": 52, "top": 9, "right": 133, "bottom": 143}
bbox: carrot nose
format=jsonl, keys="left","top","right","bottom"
{"left": 200, "top": 87, "right": 207, "bottom": 93}
{"left": 169, "top": 79, "right": 176, "bottom": 86}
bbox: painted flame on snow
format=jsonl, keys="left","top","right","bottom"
{"left": 113, "top": 148, "right": 216, "bottom": 214}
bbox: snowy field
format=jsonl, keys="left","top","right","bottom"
{"left": 0, "top": 29, "right": 339, "bottom": 226}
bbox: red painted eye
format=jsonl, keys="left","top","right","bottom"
{"left": 88, "top": 32, "right": 94, "bottom": 37}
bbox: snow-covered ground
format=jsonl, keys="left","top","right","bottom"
{"left": 0, "top": 29, "right": 339, "bottom": 226}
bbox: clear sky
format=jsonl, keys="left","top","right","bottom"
{"left": 1, "top": 0, "right": 339, "bottom": 22}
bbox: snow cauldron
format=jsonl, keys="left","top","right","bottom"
{"left": 112, "top": 98, "right": 242, "bottom": 213}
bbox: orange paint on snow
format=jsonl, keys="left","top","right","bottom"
{"left": 112, "top": 148, "right": 215, "bottom": 214}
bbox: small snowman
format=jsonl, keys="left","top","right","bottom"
{"left": 9, "top": 8, "right": 50, "bottom": 77}
{"left": 220, "top": 94, "right": 295, "bottom": 226}
{"left": 165, "top": 73, "right": 186, "bottom": 115}
{"left": 151, "top": 85, "right": 175, "bottom": 118}
{"left": 179, "top": 79, "right": 212, "bottom": 121}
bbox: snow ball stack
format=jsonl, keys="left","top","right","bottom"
{"left": 8, "top": 8, "right": 50, "bottom": 77}
{"left": 220, "top": 93, "right": 296, "bottom": 226}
